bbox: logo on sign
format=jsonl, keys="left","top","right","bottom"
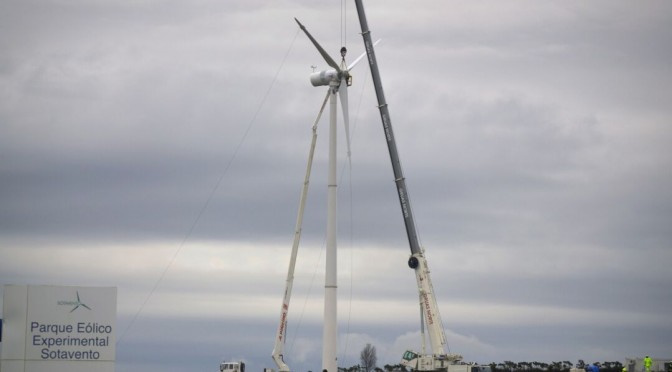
{"left": 57, "top": 291, "right": 91, "bottom": 312}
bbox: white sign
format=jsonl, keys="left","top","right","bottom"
{"left": 1, "top": 285, "right": 117, "bottom": 372}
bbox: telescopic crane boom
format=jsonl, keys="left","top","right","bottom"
{"left": 353, "top": 2, "right": 489, "bottom": 372}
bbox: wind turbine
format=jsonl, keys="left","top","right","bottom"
{"left": 295, "top": 18, "right": 351, "bottom": 372}
{"left": 271, "top": 17, "right": 378, "bottom": 372}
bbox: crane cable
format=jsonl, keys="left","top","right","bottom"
{"left": 341, "top": 0, "right": 347, "bottom": 49}
{"left": 116, "top": 27, "right": 301, "bottom": 346}
{"left": 339, "top": 0, "right": 362, "bottom": 366}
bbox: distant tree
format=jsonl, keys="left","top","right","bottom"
{"left": 383, "top": 364, "right": 406, "bottom": 372}
{"left": 504, "top": 361, "right": 517, "bottom": 372}
{"left": 599, "top": 361, "right": 623, "bottom": 372}
{"left": 360, "top": 344, "right": 378, "bottom": 372}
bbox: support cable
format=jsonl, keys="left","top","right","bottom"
{"left": 339, "top": 61, "right": 369, "bottom": 368}
{"left": 117, "top": 28, "right": 301, "bottom": 346}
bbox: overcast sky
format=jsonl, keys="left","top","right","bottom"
{"left": 1, "top": 1, "right": 671, "bottom": 371}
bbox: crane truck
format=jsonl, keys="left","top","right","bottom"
{"left": 354, "top": 2, "right": 492, "bottom": 372}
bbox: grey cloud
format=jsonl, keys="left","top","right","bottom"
{"left": 1, "top": 1, "right": 671, "bottom": 371}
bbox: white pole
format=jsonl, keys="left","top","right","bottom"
{"left": 322, "top": 82, "right": 338, "bottom": 372}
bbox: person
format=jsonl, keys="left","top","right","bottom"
{"left": 585, "top": 364, "right": 600, "bottom": 372}
{"left": 644, "top": 356, "right": 653, "bottom": 372}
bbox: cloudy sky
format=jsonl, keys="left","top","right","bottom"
{"left": 2, "top": 0, "right": 671, "bottom": 371}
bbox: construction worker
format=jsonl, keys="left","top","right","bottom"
{"left": 586, "top": 364, "right": 600, "bottom": 372}
{"left": 644, "top": 356, "right": 653, "bottom": 372}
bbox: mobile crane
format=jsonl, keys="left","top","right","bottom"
{"left": 354, "top": 2, "right": 491, "bottom": 372}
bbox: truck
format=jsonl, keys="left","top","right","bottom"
{"left": 354, "top": 1, "right": 491, "bottom": 372}
{"left": 220, "top": 361, "right": 245, "bottom": 372}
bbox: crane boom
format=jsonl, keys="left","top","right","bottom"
{"left": 355, "top": 0, "right": 461, "bottom": 370}
{"left": 271, "top": 92, "right": 330, "bottom": 372}
{"left": 354, "top": 4, "right": 421, "bottom": 257}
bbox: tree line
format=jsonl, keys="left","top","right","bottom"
{"left": 489, "top": 360, "right": 624, "bottom": 372}
{"left": 340, "top": 353, "right": 624, "bottom": 372}
{"left": 371, "top": 360, "right": 624, "bottom": 372}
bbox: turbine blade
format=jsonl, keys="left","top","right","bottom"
{"left": 295, "top": 18, "right": 341, "bottom": 73}
{"left": 347, "top": 39, "right": 381, "bottom": 71}
{"left": 338, "top": 80, "right": 351, "bottom": 157}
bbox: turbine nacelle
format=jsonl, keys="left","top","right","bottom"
{"left": 309, "top": 69, "right": 339, "bottom": 87}
{"left": 309, "top": 69, "right": 351, "bottom": 87}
